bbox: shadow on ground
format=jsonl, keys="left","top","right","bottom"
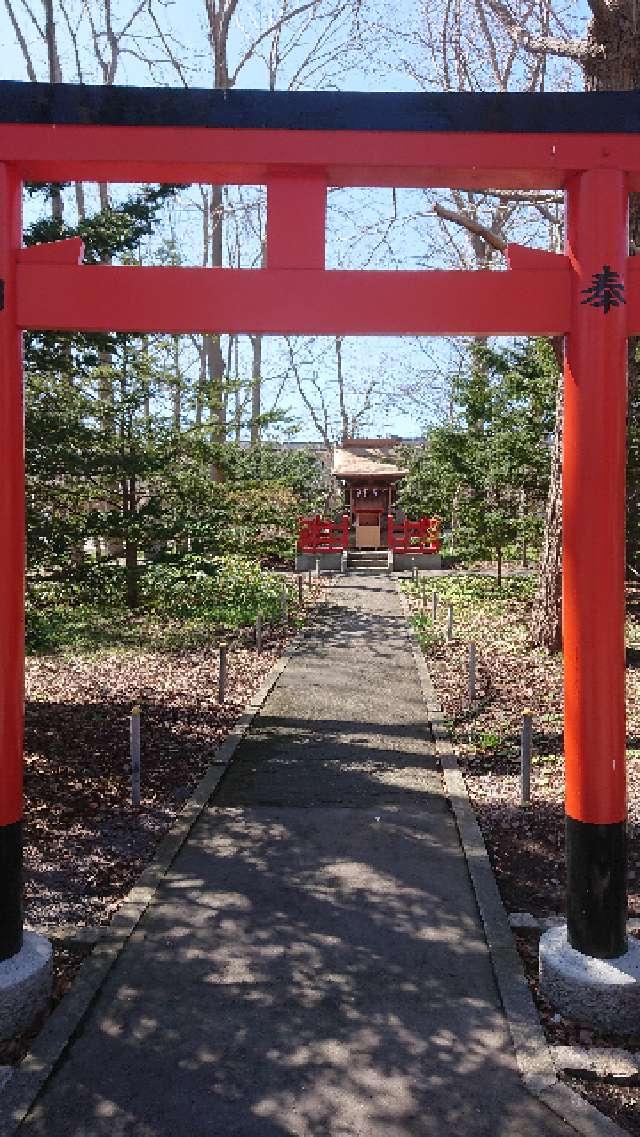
{"left": 16, "top": 575, "right": 574, "bottom": 1137}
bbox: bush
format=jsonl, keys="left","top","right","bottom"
{"left": 141, "top": 554, "right": 289, "bottom": 627}
{"left": 26, "top": 565, "right": 130, "bottom": 652}
{"left": 28, "top": 563, "right": 128, "bottom": 609}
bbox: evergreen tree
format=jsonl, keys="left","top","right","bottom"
{"left": 400, "top": 339, "right": 557, "bottom": 580}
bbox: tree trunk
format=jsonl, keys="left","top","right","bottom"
{"left": 206, "top": 184, "right": 226, "bottom": 477}
{"left": 125, "top": 474, "right": 139, "bottom": 609}
{"left": 172, "top": 335, "right": 181, "bottom": 431}
{"left": 521, "top": 6, "right": 640, "bottom": 645}
{"left": 531, "top": 371, "right": 563, "bottom": 652}
{"left": 519, "top": 486, "right": 528, "bottom": 568}
{"left": 583, "top": 4, "right": 640, "bottom": 578}
{"left": 450, "top": 486, "right": 460, "bottom": 556}
{"left": 250, "top": 334, "right": 262, "bottom": 444}
{"left": 336, "top": 336, "right": 349, "bottom": 442}
{"left": 125, "top": 535, "right": 139, "bottom": 609}
{"left": 195, "top": 341, "right": 205, "bottom": 428}
{"left": 44, "top": 0, "right": 63, "bottom": 222}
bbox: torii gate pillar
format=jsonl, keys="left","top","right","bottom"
{"left": 563, "top": 169, "right": 629, "bottom": 959}
{"left": 0, "top": 162, "right": 25, "bottom": 963}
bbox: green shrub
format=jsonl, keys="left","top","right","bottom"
{"left": 28, "top": 563, "right": 128, "bottom": 609}
{"left": 141, "top": 554, "right": 289, "bottom": 627}
{"left": 411, "top": 573, "right": 535, "bottom": 612}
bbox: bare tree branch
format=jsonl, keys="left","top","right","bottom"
{"left": 432, "top": 203, "right": 507, "bottom": 253}
{"left": 481, "top": 0, "right": 596, "bottom": 62}
{"left": 59, "top": 0, "right": 85, "bottom": 82}
{"left": 286, "top": 338, "right": 331, "bottom": 448}
{"left": 146, "top": 0, "right": 190, "bottom": 85}
{"left": 4, "top": 0, "right": 37, "bottom": 80}
{"left": 229, "top": 0, "right": 324, "bottom": 87}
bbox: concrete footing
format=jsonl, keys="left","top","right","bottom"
{"left": 295, "top": 550, "right": 443, "bottom": 573}
{"left": 0, "top": 933, "right": 52, "bottom": 1039}
{"left": 295, "top": 552, "right": 341, "bottom": 572}
{"left": 539, "top": 923, "right": 640, "bottom": 1034}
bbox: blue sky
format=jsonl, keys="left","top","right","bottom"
{"left": 0, "top": 2, "right": 591, "bottom": 441}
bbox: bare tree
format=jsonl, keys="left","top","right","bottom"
{"left": 388, "top": 1, "right": 588, "bottom": 648}
{"left": 148, "top": 0, "right": 367, "bottom": 450}
{"left": 444, "top": 2, "right": 640, "bottom": 646}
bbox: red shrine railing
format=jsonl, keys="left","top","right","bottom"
{"left": 298, "top": 515, "right": 350, "bottom": 554}
{"left": 387, "top": 515, "right": 442, "bottom": 554}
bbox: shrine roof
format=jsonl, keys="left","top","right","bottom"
{"left": 332, "top": 441, "right": 407, "bottom": 480}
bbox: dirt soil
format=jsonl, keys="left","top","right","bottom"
{"left": 407, "top": 575, "right": 640, "bottom": 1135}
{"left": 0, "top": 577, "right": 326, "bottom": 1068}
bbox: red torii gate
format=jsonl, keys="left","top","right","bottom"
{"left": 0, "top": 82, "right": 636, "bottom": 965}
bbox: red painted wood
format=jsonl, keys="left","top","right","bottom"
{"left": 0, "top": 164, "right": 24, "bottom": 827}
{"left": 388, "top": 516, "right": 441, "bottom": 554}
{"left": 267, "top": 180, "right": 326, "bottom": 269}
{"left": 505, "top": 244, "right": 569, "bottom": 271}
{"left": 16, "top": 264, "right": 571, "bottom": 336}
{"left": 298, "top": 515, "right": 349, "bottom": 554}
{"left": 18, "top": 237, "right": 84, "bottom": 264}
{"left": 5, "top": 124, "right": 640, "bottom": 189}
{"left": 563, "top": 170, "right": 628, "bottom": 825}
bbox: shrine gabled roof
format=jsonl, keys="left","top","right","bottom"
{"left": 332, "top": 442, "right": 407, "bottom": 480}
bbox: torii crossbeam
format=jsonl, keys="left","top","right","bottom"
{"left": 0, "top": 82, "right": 636, "bottom": 968}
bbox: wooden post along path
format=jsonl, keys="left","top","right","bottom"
{"left": 130, "top": 705, "right": 141, "bottom": 810}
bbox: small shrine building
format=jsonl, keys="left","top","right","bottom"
{"left": 333, "top": 439, "right": 407, "bottom": 550}
{"left": 296, "top": 437, "right": 442, "bottom": 571}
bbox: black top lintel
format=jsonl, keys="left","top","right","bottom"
{"left": 0, "top": 81, "right": 639, "bottom": 134}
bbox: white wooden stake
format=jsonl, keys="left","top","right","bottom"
{"left": 130, "top": 705, "right": 141, "bottom": 810}
{"left": 446, "top": 604, "right": 454, "bottom": 642}
{"left": 315, "top": 557, "right": 320, "bottom": 578}
{"left": 255, "top": 612, "right": 263, "bottom": 653}
{"left": 218, "top": 642, "right": 228, "bottom": 704}
{"left": 468, "top": 643, "right": 476, "bottom": 702}
{"left": 521, "top": 713, "right": 533, "bottom": 806}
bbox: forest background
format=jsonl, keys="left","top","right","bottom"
{"left": 0, "top": 0, "right": 618, "bottom": 650}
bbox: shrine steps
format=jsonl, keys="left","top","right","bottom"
{"left": 346, "top": 550, "right": 389, "bottom": 573}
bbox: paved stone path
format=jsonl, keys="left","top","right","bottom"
{"left": 20, "top": 575, "right": 577, "bottom": 1136}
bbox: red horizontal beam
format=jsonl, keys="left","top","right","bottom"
{"left": 16, "top": 264, "right": 571, "bottom": 336}
{"left": 18, "top": 237, "right": 84, "bottom": 264}
{"left": 4, "top": 124, "right": 640, "bottom": 190}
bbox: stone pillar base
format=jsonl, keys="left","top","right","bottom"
{"left": 539, "top": 923, "right": 640, "bottom": 1034}
{"left": 0, "top": 932, "right": 52, "bottom": 1039}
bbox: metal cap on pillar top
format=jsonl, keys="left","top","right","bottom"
{"left": 1, "top": 82, "right": 640, "bottom": 1034}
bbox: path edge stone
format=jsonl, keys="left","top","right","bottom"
{"left": 0, "top": 631, "right": 303, "bottom": 1137}
{"left": 396, "top": 583, "right": 629, "bottom": 1137}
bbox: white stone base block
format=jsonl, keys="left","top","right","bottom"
{"left": 539, "top": 923, "right": 640, "bottom": 1034}
{"left": 0, "top": 933, "right": 52, "bottom": 1039}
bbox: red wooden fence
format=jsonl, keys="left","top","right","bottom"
{"left": 298, "top": 514, "right": 350, "bottom": 554}
{"left": 387, "top": 515, "right": 441, "bottom": 554}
